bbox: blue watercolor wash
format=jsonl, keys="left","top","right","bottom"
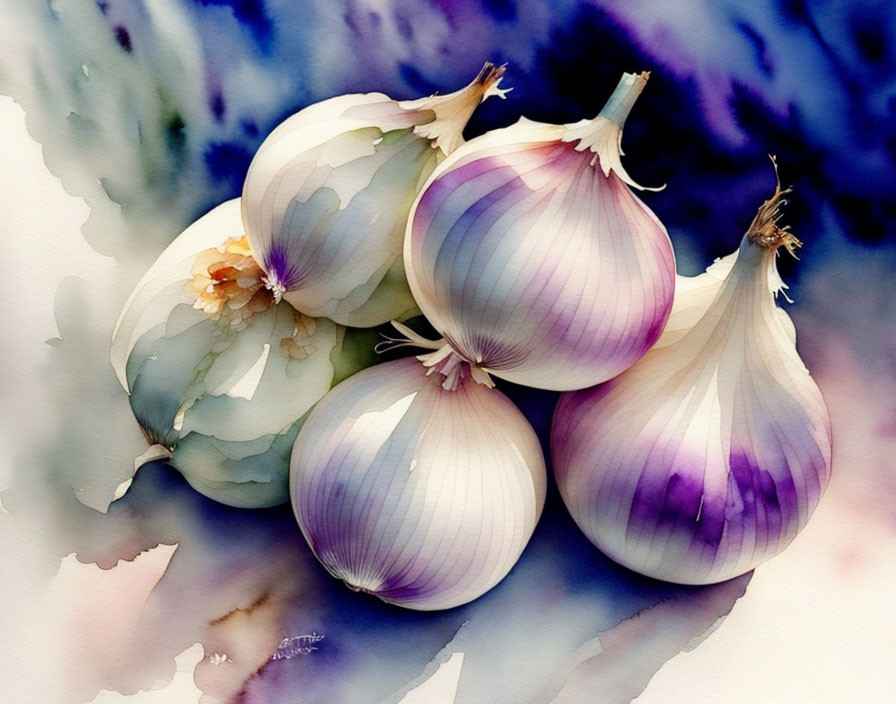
{"left": 203, "top": 140, "right": 253, "bottom": 194}
{"left": 393, "top": 10, "right": 413, "bottom": 41}
{"left": 108, "top": 454, "right": 710, "bottom": 703}
{"left": 851, "top": 12, "right": 889, "bottom": 65}
{"left": 482, "top": 0, "right": 517, "bottom": 23}
{"left": 112, "top": 459, "right": 688, "bottom": 703}
{"left": 241, "top": 119, "right": 259, "bottom": 137}
{"left": 736, "top": 22, "right": 775, "bottom": 77}
{"left": 397, "top": 62, "right": 440, "bottom": 97}
{"left": 194, "top": 0, "right": 274, "bottom": 52}
{"left": 210, "top": 90, "right": 226, "bottom": 122}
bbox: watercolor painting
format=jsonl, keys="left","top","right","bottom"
{"left": 1, "top": 1, "right": 894, "bottom": 702}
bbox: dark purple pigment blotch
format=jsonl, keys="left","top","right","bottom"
{"left": 727, "top": 452, "right": 789, "bottom": 516}
{"left": 114, "top": 25, "right": 132, "bottom": 53}
{"left": 727, "top": 450, "right": 790, "bottom": 556}
{"left": 628, "top": 464, "right": 725, "bottom": 553}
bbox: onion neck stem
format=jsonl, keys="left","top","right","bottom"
{"left": 745, "top": 156, "right": 802, "bottom": 257}
{"left": 598, "top": 71, "right": 649, "bottom": 129}
{"left": 421, "top": 344, "right": 495, "bottom": 391}
{"left": 406, "top": 61, "right": 509, "bottom": 156}
{"left": 376, "top": 322, "right": 495, "bottom": 391}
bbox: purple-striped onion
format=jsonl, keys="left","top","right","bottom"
{"left": 552, "top": 175, "right": 832, "bottom": 584}
{"left": 404, "top": 71, "right": 675, "bottom": 390}
{"left": 290, "top": 355, "right": 546, "bottom": 610}
{"left": 241, "top": 63, "right": 508, "bottom": 328}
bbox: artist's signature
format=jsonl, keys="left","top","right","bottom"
{"left": 271, "top": 632, "right": 325, "bottom": 660}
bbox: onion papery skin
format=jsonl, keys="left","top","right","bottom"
{"left": 552, "top": 234, "right": 832, "bottom": 585}
{"left": 290, "top": 356, "right": 546, "bottom": 611}
{"left": 404, "top": 118, "right": 675, "bottom": 391}
{"left": 112, "top": 199, "right": 377, "bottom": 508}
{"left": 242, "top": 65, "right": 506, "bottom": 328}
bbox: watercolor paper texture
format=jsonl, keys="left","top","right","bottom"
{"left": 1, "top": 1, "right": 894, "bottom": 702}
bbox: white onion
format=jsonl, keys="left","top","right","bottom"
{"left": 241, "top": 63, "right": 508, "bottom": 328}
{"left": 290, "top": 356, "right": 546, "bottom": 610}
{"left": 111, "top": 199, "right": 376, "bottom": 508}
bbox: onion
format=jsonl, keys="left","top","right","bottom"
{"left": 111, "top": 199, "right": 376, "bottom": 508}
{"left": 552, "top": 173, "right": 832, "bottom": 584}
{"left": 290, "top": 355, "right": 546, "bottom": 610}
{"left": 404, "top": 72, "right": 675, "bottom": 390}
{"left": 241, "top": 63, "right": 508, "bottom": 327}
